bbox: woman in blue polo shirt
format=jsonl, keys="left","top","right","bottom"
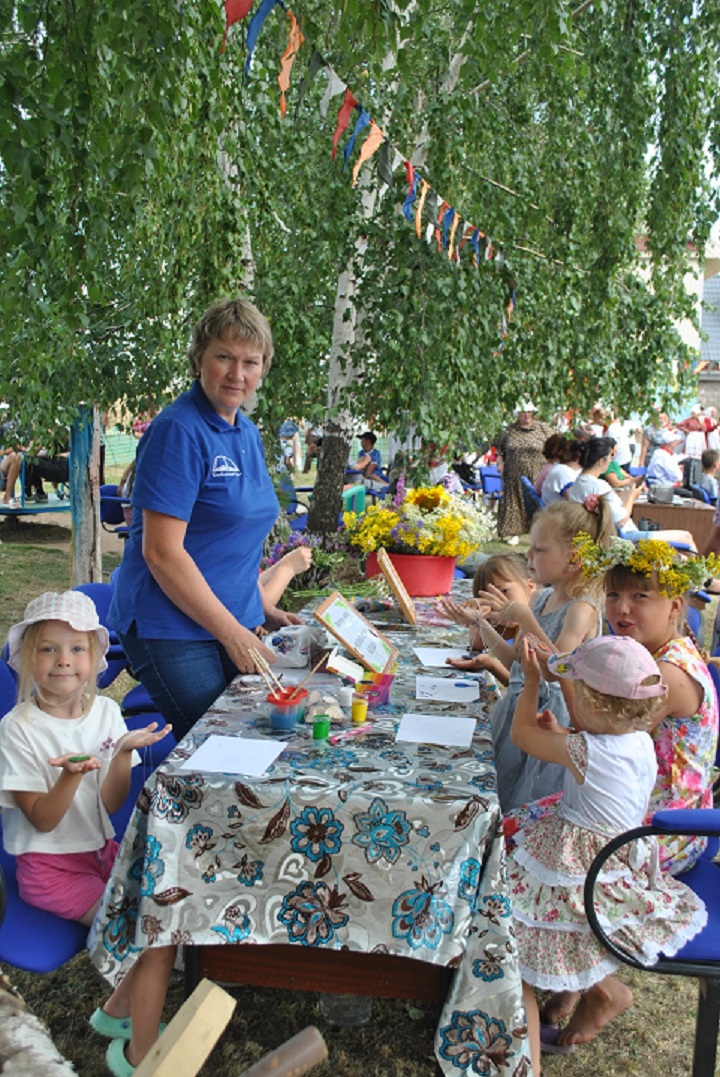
{"left": 110, "top": 298, "right": 293, "bottom": 738}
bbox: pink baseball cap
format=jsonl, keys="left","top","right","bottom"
{"left": 7, "top": 591, "right": 109, "bottom": 672}
{"left": 548, "top": 635, "right": 667, "bottom": 700}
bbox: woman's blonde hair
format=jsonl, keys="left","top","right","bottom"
{"left": 187, "top": 297, "right": 274, "bottom": 378}
{"left": 472, "top": 552, "right": 531, "bottom": 598}
{"left": 16, "top": 622, "right": 101, "bottom": 715}
{"left": 534, "top": 500, "right": 615, "bottom": 598}
{"left": 575, "top": 679, "right": 665, "bottom": 733}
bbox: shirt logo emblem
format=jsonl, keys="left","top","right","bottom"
{"left": 212, "top": 455, "right": 241, "bottom": 477}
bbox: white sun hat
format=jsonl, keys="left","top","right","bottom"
{"left": 7, "top": 591, "right": 109, "bottom": 672}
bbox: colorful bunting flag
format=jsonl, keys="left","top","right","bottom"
{"left": 352, "top": 121, "right": 384, "bottom": 187}
{"left": 278, "top": 10, "right": 304, "bottom": 117}
{"left": 331, "top": 88, "right": 358, "bottom": 160}
{"left": 294, "top": 46, "right": 326, "bottom": 121}
{"left": 436, "top": 200, "right": 449, "bottom": 252}
{"left": 402, "top": 162, "right": 420, "bottom": 222}
{"left": 320, "top": 70, "right": 346, "bottom": 117}
{"left": 245, "top": 0, "right": 282, "bottom": 76}
{"left": 343, "top": 108, "right": 370, "bottom": 166}
{"left": 221, "top": 0, "right": 254, "bottom": 53}
{"left": 448, "top": 211, "right": 461, "bottom": 261}
{"left": 377, "top": 139, "right": 396, "bottom": 187}
{"left": 415, "top": 179, "right": 429, "bottom": 238}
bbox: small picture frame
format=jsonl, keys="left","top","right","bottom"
{"left": 376, "top": 548, "right": 417, "bottom": 625}
{"left": 313, "top": 591, "right": 399, "bottom": 674}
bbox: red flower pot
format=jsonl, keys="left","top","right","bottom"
{"left": 365, "top": 551, "right": 457, "bottom": 597}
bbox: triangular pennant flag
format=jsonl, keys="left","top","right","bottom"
{"left": 294, "top": 46, "right": 326, "bottom": 121}
{"left": 352, "top": 121, "right": 384, "bottom": 187}
{"left": 245, "top": 0, "right": 281, "bottom": 76}
{"left": 278, "top": 10, "right": 304, "bottom": 118}
{"left": 424, "top": 190, "right": 438, "bottom": 242}
{"left": 331, "top": 88, "right": 358, "bottom": 160}
{"left": 415, "top": 179, "right": 429, "bottom": 238}
{"left": 343, "top": 108, "right": 370, "bottom": 166}
{"left": 377, "top": 139, "right": 396, "bottom": 187}
{"left": 402, "top": 164, "right": 420, "bottom": 222}
{"left": 468, "top": 227, "right": 480, "bottom": 268}
{"left": 319, "top": 69, "right": 346, "bottom": 117}
{"left": 442, "top": 206, "right": 455, "bottom": 253}
{"left": 448, "top": 212, "right": 461, "bottom": 261}
{"left": 436, "top": 200, "right": 449, "bottom": 252}
{"left": 221, "top": 0, "right": 254, "bottom": 53}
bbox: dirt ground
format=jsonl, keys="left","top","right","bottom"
{"left": 0, "top": 508, "right": 127, "bottom": 561}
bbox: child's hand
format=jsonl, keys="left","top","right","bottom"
{"left": 447, "top": 654, "right": 492, "bottom": 672}
{"left": 524, "top": 632, "right": 552, "bottom": 674}
{"left": 115, "top": 722, "right": 173, "bottom": 755}
{"left": 536, "top": 707, "right": 562, "bottom": 733}
{"left": 284, "top": 546, "right": 312, "bottom": 576}
{"left": 519, "top": 637, "right": 542, "bottom": 682}
{"left": 475, "top": 584, "right": 520, "bottom": 625}
{"left": 438, "top": 597, "right": 481, "bottom": 627}
{"left": 49, "top": 754, "right": 102, "bottom": 775}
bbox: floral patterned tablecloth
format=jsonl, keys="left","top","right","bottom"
{"left": 89, "top": 597, "right": 533, "bottom": 1077}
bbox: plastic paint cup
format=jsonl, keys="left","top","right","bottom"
{"left": 338, "top": 685, "right": 354, "bottom": 708}
{"left": 266, "top": 687, "right": 309, "bottom": 731}
{"left": 351, "top": 694, "right": 369, "bottom": 724}
{"left": 313, "top": 715, "right": 331, "bottom": 740}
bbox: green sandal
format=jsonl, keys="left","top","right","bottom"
{"left": 90, "top": 1008, "right": 132, "bottom": 1040}
{"left": 106, "top": 1038, "right": 135, "bottom": 1077}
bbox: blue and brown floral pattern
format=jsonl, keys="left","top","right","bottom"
{"left": 212, "top": 903, "right": 251, "bottom": 944}
{"left": 351, "top": 796, "right": 411, "bottom": 865}
{"left": 278, "top": 881, "right": 349, "bottom": 946}
{"left": 129, "top": 835, "right": 165, "bottom": 897}
{"left": 438, "top": 1010, "right": 512, "bottom": 1074}
{"left": 392, "top": 877, "right": 453, "bottom": 950}
{"left": 236, "top": 854, "right": 264, "bottom": 887}
{"left": 290, "top": 805, "right": 344, "bottom": 862}
{"left": 472, "top": 949, "right": 505, "bottom": 983}
{"left": 185, "top": 824, "right": 215, "bottom": 857}
{"left": 458, "top": 858, "right": 481, "bottom": 911}
{"left": 152, "top": 773, "right": 204, "bottom": 824}
{"left": 102, "top": 892, "right": 140, "bottom": 962}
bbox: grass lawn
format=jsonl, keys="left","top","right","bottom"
{"left": 0, "top": 524, "right": 716, "bottom": 1076}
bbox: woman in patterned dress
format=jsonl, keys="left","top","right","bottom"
{"left": 496, "top": 403, "right": 554, "bottom": 542}
{"left": 508, "top": 636, "right": 707, "bottom": 1073}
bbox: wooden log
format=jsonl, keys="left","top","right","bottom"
{"left": 0, "top": 969, "right": 77, "bottom": 1075}
{"left": 134, "top": 978, "right": 236, "bottom": 1077}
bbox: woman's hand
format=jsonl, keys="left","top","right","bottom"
{"left": 446, "top": 654, "right": 492, "bottom": 672}
{"left": 283, "top": 546, "right": 312, "bottom": 576}
{"left": 223, "top": 625, "right": 276, "bottom": 675}
{"left": 48, "top": 754, "right": 101, "bottom": 775}
{"left": 264, "top": 606, "right": 303, "bottom": 628}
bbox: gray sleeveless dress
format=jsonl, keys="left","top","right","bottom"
{"left": 491, "top": 587, "right": 601, "bottom": 812}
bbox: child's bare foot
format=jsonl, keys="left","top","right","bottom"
{"left": 559, "top": 977, "right": 633, "bottom": 1046}
{"left": 540, "top": 990, "right": 579, "bottom": 1025}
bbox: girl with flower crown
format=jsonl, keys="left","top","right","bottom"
{"left": 442, "top": 500, "right": 615, "bottom": 812}
{"left": 514, "top": 536, "right": 719, "bottom": 1052}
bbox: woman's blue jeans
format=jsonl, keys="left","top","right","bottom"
{"left": 117, "top": 623, "right": 239, "bottom": 740}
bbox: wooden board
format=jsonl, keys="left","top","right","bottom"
{"left": 313, "top": 591, "right": 399, "bottom": 674}
{"left": 377, "top": 548, "right": 417, "bottom": 625}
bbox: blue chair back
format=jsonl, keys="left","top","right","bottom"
{"left": 0, "top": 657, "right": 17, "bottom": 719}
{"left": 74, "top": 582, "right": 128, "bottom": 688}
{"left": 520, "top": 474, "right": 545, "bottom": 522}
{"left": 479, "top": 466, "right": 503, "bottom": 499}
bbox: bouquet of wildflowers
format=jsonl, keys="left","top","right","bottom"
{"left": 343, "top": 481, "right": 493, "bottom": 560}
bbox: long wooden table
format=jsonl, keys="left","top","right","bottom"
{"left": 632, "top": 496, "right": 716, "bottom": 550}
{"left": 88, "top": 597, "right": 532, "bottom": 1076}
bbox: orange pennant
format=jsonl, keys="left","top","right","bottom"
{"left": 351, "top": 121, "right": 384, "bottom": 187}
{"left": 448, "top": 212, "right": 460, "bottom": 261}
{"left": 278, "top": 11, "right": 305, "bottom": 118}
{"left": 415, "top": 179, "right": 429, "bottom": 238}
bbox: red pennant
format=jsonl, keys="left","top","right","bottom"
{"left": 221, "top": 0, "right": 254, "bottom": 52}
{"left": 332, "top": 88, "right": 358, "bottom": 160}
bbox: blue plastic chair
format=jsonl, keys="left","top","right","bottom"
{"left": 520, "top": 474, "right": 545, "bottom": 523}
{"left": 73, "top": 581, "right": 128, "bottom": 688}
{"left": 585, "top": 809, "right": 720, "bottom": 1077}
{"left": 99, "top": 483, "right": 130, "bottom": 539}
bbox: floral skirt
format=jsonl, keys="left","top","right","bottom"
{"left": 507, "top": 810, "right": 707, "bottom": 992}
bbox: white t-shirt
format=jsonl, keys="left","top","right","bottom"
{"left": 567, "top": 472, "right": 626, "bottom": 527}
{"left": 542, "top": 463, "right": 580, "bottom": 504}
{"left": 647, "top": 448, "right": 683, "bottom": 486}
{"left": 0, "top": 696, "right": 134, "bottom": 855}
{"left": 605, "top": 421, "right": 633, "bottom": 467}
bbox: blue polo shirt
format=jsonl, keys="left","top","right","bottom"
{"left": 110, "top": 381, "right": 279, "bottom": 640}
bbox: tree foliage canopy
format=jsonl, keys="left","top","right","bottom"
{"left": 1, "top": 0, "right": 719, "bottom": 446}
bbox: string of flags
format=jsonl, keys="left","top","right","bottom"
{"left": 221, "top": 0, "right": 517, "bottom": 329}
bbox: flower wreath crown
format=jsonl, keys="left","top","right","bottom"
{"left": 572, "top": 532, "right": 720, "bottom": 598}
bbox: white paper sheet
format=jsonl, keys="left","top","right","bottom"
{"left": 180, "top": 735, "right": 287, "bottom": 777}
{"left": 396, "top": 712, "right": 476, "bottom": 747}
{"left": 415, "top": 675, "right": 480, "bottom": 703}
{"left": 412, "top": 646, "right": 469, "bottom": 667}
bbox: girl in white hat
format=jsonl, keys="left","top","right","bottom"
{"left": 0, "top": 592, "right": 174, "bottom": 1075}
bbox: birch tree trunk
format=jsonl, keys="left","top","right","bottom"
{"left": 70, "top": 408, "right": 102, "bottom": 586}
